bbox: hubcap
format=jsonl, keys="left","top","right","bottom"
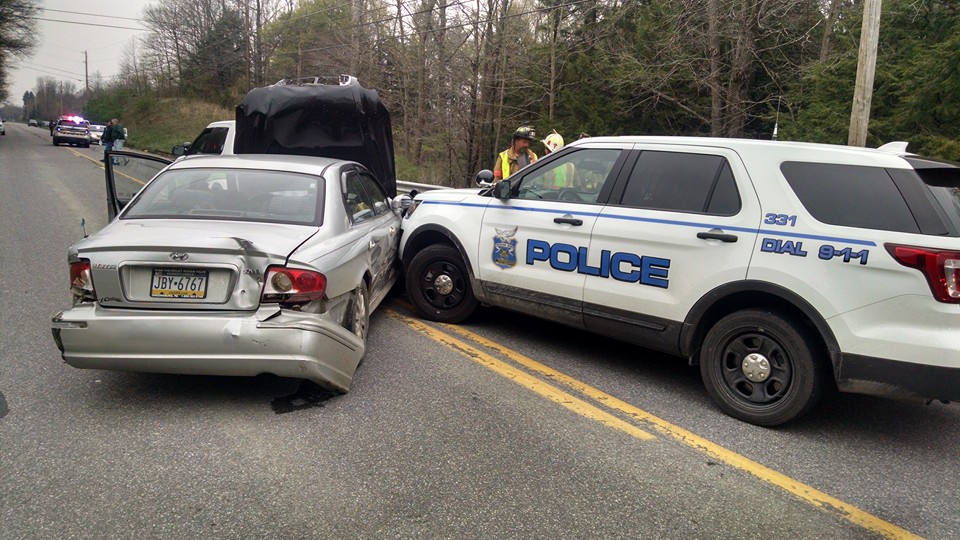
{"left": 433, "top": 274, "right": 454, "bottom": 296}
{"left": 741, "top": 353, "right": 771, "bottom": 382}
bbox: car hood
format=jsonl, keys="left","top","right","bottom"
{"left": 415, "top": 188, "right": 488, "bottom": 203}
{"left": 235, "top": 83, "right": 396, "bottom": 197}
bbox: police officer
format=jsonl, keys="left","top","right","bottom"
{"left": 493, "top": 126, "right": 538, "bottom": 182}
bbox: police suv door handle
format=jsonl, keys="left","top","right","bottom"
{"left": 554, "top": 217, "right": 583, "bottom": 226}
{"left": 697, "top": 230, "right": 738, "bottom": 243}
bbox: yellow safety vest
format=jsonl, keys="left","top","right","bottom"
{"left": 498, "top": 149, "right": 537, "bottom": 180}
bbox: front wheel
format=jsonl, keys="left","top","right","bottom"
{"left": 699, "top": 309, "right": 826, "bottom": 427}
{"left": 405, "top": 244, "right": 478, "bottom": 323}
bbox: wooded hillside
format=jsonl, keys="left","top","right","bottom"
{"left": 35, "top": 0, "right": 960, "bottom": 184}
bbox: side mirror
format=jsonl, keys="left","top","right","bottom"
{"left": 475, "top": 169, "right": 495, "bottom": 187}
{"left": 493, "top": 179, "right": 512, "bottom": 200}
{"left": 393, "top": 194, "right": 414, "bottom": 211}
{"left": 172, "top": 142, "right": 190, "bottom": 156}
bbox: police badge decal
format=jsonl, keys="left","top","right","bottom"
{"left": 493, "top": 227, "right": 518, "bottom": 269}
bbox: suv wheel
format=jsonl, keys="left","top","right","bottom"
{"left": 406, "top": 244, "right": 478, "bottom": 323}
{"left": 700, "top": 309, "right": 825, "bottom": 427}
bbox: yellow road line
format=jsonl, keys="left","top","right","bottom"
{"left": 67, "top": 147, "right": 145, "bottom": 185}
{"left": 433, "top": 320, "right": 922, "bottom": 540}
{"left": 387, "top": 310, "right": 654, "bottom": 441}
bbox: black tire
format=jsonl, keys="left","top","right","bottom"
{"left": 52, "top": 138, "right": 58, "bottom": 146}
{"left": 347, "top": 281, "right": 370, "bottom": 344}
{"left": 699, "top": 309, "right": 826, "bottom": 427}
{"left": 405, "top": 244, "right": 478, "bottom": 323}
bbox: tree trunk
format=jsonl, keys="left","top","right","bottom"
{"left": 820, "top": 0, "right": 844, "bottom": 61}
{"left": 723, "top": 0, "right": 761, "bottom": 137}
{"left": 708, "top": 0, "right": 723, "bottom": 136}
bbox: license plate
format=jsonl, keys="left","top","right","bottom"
{"left": 150, "top": 268, "right": 208, "bottom": 298}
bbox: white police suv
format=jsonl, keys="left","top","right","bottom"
{"left": 398, "top": 136, "right": 960, "bottom": 426}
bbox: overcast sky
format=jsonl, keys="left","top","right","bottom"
{"left": 7, "top": 0, "right": 155, "bottom": 106}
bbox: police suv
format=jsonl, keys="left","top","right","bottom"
{"left": 398, "top": 136, "right": 960, "bottom": 426}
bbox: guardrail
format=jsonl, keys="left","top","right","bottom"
{"left": 397, "top": 180, "right": 445, "bottom": 194}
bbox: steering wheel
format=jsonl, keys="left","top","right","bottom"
{"left": 558, "top": 189, "right": 580, "bottom": 202}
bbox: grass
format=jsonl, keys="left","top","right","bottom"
{"left": 121, "top": 98, "right": 233, "bottom": 156}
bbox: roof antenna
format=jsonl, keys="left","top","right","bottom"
{"left": 772, "top": 95, "right": 781, "bottom": 141}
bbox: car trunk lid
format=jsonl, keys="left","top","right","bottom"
{"left": 76, "top": 220, "right": 317, "bottom": 310}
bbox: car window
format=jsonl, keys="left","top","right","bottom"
{"left": 122, "top": 168, "right": 322, "bottom": 225}
{"left": 620, "top": 151, "right": 741, "bottom": 214}
{"left": 357, "top": 172, "right": 391, "bottom": 216}
{"left": 343, "top": 171, "right": 380, "bottom": 223}
{"left": 781, "top": 162, "right": 920, "bottom": 233}
{"left": 189, "top": 127, "right": 229, "bottom": 155}
{"left": 515, "top": 148, "right": 621, "bottom": 203}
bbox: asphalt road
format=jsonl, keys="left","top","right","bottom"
{"left": 1, "top": 122, "right": 958, "bottom": 539}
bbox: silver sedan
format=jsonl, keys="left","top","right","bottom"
{"left": 51, "top": 153, "right": 403, "bottom": 392}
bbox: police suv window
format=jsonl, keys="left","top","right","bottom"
{"left": 780, "top": 162, "right": 920, "bottom": 234}
{"left": 621, "top": 151, "right": 741, "bottom": 214}
{"left": 516, "top": 148, "right": 622, "bottom": 203}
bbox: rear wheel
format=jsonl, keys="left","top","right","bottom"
{"left": 347, "top": 281, "right": 370, "bottom": 344}
{"left": 699, "top": 309, "right": 825, "bottom": 427}
{"left": 405, "top": 244, "right": 478, "bottom": 323}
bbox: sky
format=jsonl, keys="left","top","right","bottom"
{"left": 7, "top": 0, "right": 155, "bottom": 106}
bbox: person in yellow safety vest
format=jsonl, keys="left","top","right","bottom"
{"left": 541, "top": 130, "right": 575, "bottom": 189}
{"left": 493, "top": 126, "right": 538, "bottom": 182}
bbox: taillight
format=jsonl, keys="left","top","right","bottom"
{"left": 69, "top": 259, "right": 97, "bottom": 302}
{"left": 260, "top": 266, "right": 327, "bottom": 305}
{"left": 885, "top": 244, "right": 960, "bottom": 303}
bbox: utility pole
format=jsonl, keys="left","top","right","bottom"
{"left": 84, "top": 50, "right": 89, "bottom": 93}
{"left": 848, "top": 0, "right": 882, "bottom": 147}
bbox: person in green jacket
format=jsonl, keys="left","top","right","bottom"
{"left": 110, "top": 118, "right": 126, "bottom": 164}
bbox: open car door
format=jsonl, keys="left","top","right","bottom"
{"left": 104, "top": 150, "right": 172, "bottom": 220}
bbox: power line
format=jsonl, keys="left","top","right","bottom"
{"left": 40, "top": 8, "right": 143, "bottom": 23}
{"left": 27, "top": 16, "right": 146, "bottom": 32}
{"left": 17, "top": 60, "right": 85, "bottom": 78}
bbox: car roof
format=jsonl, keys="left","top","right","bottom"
{"left": 205, "top": 120, "right": 235, "bottom": 128}
{"left": 171, "top": 153, "right": 355, "bottom": 175}
{"left": 566, "top": 135, "right": 914, "bottom": 168}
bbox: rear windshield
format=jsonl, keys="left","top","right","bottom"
{"left": 122, "top": 168, "right": 323, "bottom": 226}
{"left": 906, "top": 157, "right": 960, "bottom": 233}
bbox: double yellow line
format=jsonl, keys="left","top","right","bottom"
{"left": 387, "top": 307, "right": 922, "bottom": 540}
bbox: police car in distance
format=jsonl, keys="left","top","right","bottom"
{"left": 398, "top": 136, "right": 960, "bottom": 426}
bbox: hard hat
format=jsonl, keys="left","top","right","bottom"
{"left": 513, "top": 126, "right": 537, "bottom": 141}
{"left": 543, "top": 131, "right": 564, "bottom": 153}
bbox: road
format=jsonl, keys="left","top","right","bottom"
{"left": 1, "top": 121, "right": 958, "bottom": 539}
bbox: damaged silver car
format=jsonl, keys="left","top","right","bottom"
{"left": 51, "top": 152, "right": 402, "bottom": 391}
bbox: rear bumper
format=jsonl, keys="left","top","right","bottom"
{"left": 837, "top": 353, "right": 960, "bottom": 402}
{"left": 54, "top": 134, "right": 89, "bottom": 143}
{"left": 51, "top": 304, "right": 363, "bottom": 392}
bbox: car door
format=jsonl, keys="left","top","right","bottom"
{"left": 342, "top": 168, "right": 400, "bottom": 302}
{"left": 583, "top": 144, "right": 762, "bottom": 354}
{"left": 105, "top": 151, "right": 173, "bottom": 220}
{"left": 477, "top": 143, "right": 632, "bottom": 327}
